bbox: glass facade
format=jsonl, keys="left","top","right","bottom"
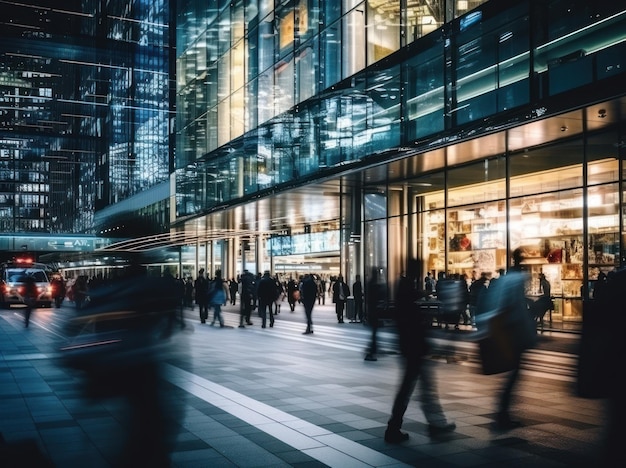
{"left": 176, "top": 0, "right": 626, "bottom": 327}
{"left": 0, "top": 0, "right": 173, "bottom": 237}
{"left": 408, "top": 140, "right": 620, "bottom": 322}
{"left": 175, "top": 0, "right": 626, "bottom": 222}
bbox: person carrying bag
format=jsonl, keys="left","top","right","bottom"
{"left": 474, "top": 248, "right": 537, "bottom": 430}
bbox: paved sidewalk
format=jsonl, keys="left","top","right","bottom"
{"left": 0, "top": 304, "right": 607, "bottom": 467}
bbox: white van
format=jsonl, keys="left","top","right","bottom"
{"left": 1, "top": 261, "right": 53, "bottom": 308}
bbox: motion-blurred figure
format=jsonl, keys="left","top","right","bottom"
{"left": 21, "top": 275, "right": 38, "bottom": 328}
{"left": 300, "top": 273, "right": 317, "bottom": 334}
{"left": 256, "top": 270, "right": 276, "bottom": 328}
{"left": 195, "top": 268, "right": 209, "bottom": 324}
{"left": 364, "top": 267, "right": 385, "bottom": 361}
{"left": 385, "top": 260, "right": 455, "bottom": 443}
{"left": 50, "top": 273, "right": 66, "bottom": 308}
{"left": 332, "top": 274, "right": 350, "bottom": 323}
{"left": 59, "top": 258, "right": 185, "bottom": 467}
{"left": 488, "top": 248, "right": 537, "bottom": 430}
{"left": 578, "top": 267, "right": 625, "bottom": 466}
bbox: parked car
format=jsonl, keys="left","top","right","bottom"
{"left": 1, "top": 262, "right": 53, "bottom": 308}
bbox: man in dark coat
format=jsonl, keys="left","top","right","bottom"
{"left": 352, "top": 274, "right": 364, "bottom": 323}
{"left": 332, "top": 274, "right": 350, "bottom": 323}
{"left": 239, "top": 270, "right": 255, "bottom": 327}
{"left": 385, "top": 260, "right": 455, "bottom": 443}
{"left": 256, "top": 271, "right": 276, "bottom": 328}
{"left": 194, "top": 269, "right": 209, "bottom": 324}
{"left": 300, "top": 274, "right": 317, "bottom": 334}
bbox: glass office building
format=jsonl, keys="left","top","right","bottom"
{"left": 176, "top": 0, "right": 626, "bottom": 325}
{"left": 0, "top": 0, "right": 173, "bottom": 254}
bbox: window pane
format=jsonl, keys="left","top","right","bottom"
{"left": 321, "top": 22, "right": 341, "bottom": 89}
{"left": 342, "top": 8, "right": 366, "bottom": 79}
{"left": 366, "top": 0, "right": 400, "bottom": 65}
{"left": 509, "top": 141, "right": 583, "bottom": 196}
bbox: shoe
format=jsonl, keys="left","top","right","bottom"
{"left": 262, "top": 325, "right": 266, "bottom": 328}
{"left": 270, "top": 323, "right": 274, "bottom": 327}
{"left": 384, "top": 429, "right": 409, "bottom": 444}
{"left": 364, "top": 354, "right": 377, "bottom": 361}
{"left": 494, "top": 415, "right": 522, "bottom": 431}
{"left": 246, "top": 321, "right": 253, "bottom": 325}
{"left": 238, "top": 324, "right": 245, "bottom": 328}
{"left": 428, "top": 422, "right": 456, "bottom": 437}
{"left": 220, "top": 324, "right": 225, "bottom": 328}
{"left": 303, "top": 330, "right": 313, "bottom": 335}
{"left": 201, "top": 319, "right": 206, "bottom": 324}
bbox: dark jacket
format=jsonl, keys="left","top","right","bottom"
{"left": 332, "top": 279, "right": 349, "bottom": 303}
{"left": 194, "top": 276, "right": 208, "bottom": 303}
{"left": 300, "top": 276, "right": 317, "bottom": 307}
{"left": 257, "top": 273, "right": 277, "bottom": 304}
{"left": 395, "top": 274, "right": 428, "bottom": 358}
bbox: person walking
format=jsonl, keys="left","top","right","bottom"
{"left": 317, "top": 276, "right": 326, "bottom": 305}
{"left": 468, "top": 271, "right": 488, "bottom": 330}
{"left": 50, "top": 273, "right": 66, "bottom": 308}
{"left": 300, "top": 273, "right": 317, "bottom": 334}
{"left": 194, "top": 268, "right": 209, "bottom": 324}
{"left": 286, "top": 277, "right": 298, "bottom": 312}
{"left": 273, "top": 275, "right": 284, "bottom": 314}
{"left": 184, "top": 276, "right": 194, "bottom": 310}
{"left": 229, "top": 278, "right": 238, "bottom": 305}
{"left": 208, "top": 270, "right": 228, "bottom": 327}
{"left": 256, "top": 271, "right": 276, "bottom": 328}
{"left": 239, "top": 270, "right": 255, "bottom": 327}
{"left": 352, "top": 274, "right": 364, "bottom": 323}
{"left": 332, "top": 274, "right": 350, "bottom": 323}
{"left": 22, "top": 275, "right": 38, "bottom": 328}
{"left": 385, "top": 260, "right": 456, "bottom": 443}
{"left": 364, "top": 267, "right": 384, "bottom": 361}
{"left": 490, "top": 247, "right": 537, "bottom": 430}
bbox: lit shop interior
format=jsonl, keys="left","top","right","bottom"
{"left": 397, "top": 130, "right": 623, "bottom": 324}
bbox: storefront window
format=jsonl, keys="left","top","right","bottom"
{"left": 447, "top": 158, "right": 506, "bottom": 206}
{"left": 446, "top": 202, "right": 507, "bottom": 278}
{"left": 509, "top": 142, "right": 583, "bottom": 197}
{"left": 509, "top": 188, "right": 585, "bottom": 321}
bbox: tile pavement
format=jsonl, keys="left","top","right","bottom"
{"left": 0, "top": 302, "right": 609, "bottom": 467}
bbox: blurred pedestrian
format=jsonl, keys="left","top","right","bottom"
{"left": 208, "top": 270, "right": 228, "bottom": 327}
{"left": 588, "top": 268, "right": 626, "bottom": 466}
{"left": 50, "top": 273, "right": 66, "bottom": 308}
{"left": 352, "top": 274, "right": 364, "bottom": 323}
{"left": 317, "top": 276, "right": 326, "bottom": 305}
{"left": 332, "top": 274, "right": 350, "bottom": 323}
{"left": 385, "top": 260, "right": 455, "bottom": 443}
{"left": 184, "top": 276, "right": 194, "bottom": 309}
{"left": 21, "top": 275, "right": 38, "bottom": 328}
{"left": 195, "top": 268, "right": 209, "bottom": 324}
{"left": 364, "top": 267, "right": 384, "bottom": 361}
{"left": 300, "top": 273, "right": 317, "bottom": 334}
{"left": 60, "top": 259, "right": 183, "bottom": 466}
{"left": 239, "top": 270, "right": 255, "bottom": 327}
{"left": 468, "top": 272, "right": 488, "bottom": 330}
{"left": 490, "top": 247, "right": 537, "bottom": 430}
{"left": 286, "top": 277, "right": 298, "bottom": 312}
{"left": 273, "top": 275, "right": 284, "bottom": 314}
{"left": 256, "top": 271, "right": 276, "bottom": 328}
{"left": 229, "top": 278, "right": 238, "bottom": 305}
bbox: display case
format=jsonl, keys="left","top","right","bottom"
{"left": 444, "top": 205, "right": 507, "bottom": 277}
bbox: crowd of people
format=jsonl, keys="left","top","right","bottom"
{"left": 21, "top": 249, "right": 622, "bottom": 464}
